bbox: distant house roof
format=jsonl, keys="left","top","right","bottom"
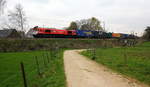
{"left": 0, "top": 29, "right": 21, "bottom": 38}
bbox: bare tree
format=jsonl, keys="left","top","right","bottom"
{"left": 0, "top": 0, "right": 6, "bottom": 15}
{"left": 8, "top": 4, "right": 27, "bottom": 32}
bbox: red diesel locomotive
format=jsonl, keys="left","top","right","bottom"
{"left": 32, "top": 26, "right": 76, "bottom": 38}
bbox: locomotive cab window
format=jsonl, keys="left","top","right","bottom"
{"left": 45, "top": 30, "right": 51, "bottom": 32}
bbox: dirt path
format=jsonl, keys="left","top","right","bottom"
{"left": 64, "top": 50, "right": 148, "bottom": 87}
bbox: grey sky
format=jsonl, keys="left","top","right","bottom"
{"left": 4, "top": 0, "right": 150, "bottom": 35}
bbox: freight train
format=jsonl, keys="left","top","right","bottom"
{"left": 27, "top": 26, "right": 136, "bottom": 39}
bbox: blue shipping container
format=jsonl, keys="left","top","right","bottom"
{"left": 76, "top": 30, "right": 94, "bottom": 37}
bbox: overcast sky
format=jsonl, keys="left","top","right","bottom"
{"left": 3, "top": 0, "right": 150, "bottom": 35}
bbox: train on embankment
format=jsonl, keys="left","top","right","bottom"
{"left": 27, "top": 26, "right": 136, "bottom": 39}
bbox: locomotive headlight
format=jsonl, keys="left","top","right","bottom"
{"left": 33, "top": 31, "right": 38, "bottom": 35}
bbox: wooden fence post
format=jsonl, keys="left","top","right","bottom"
{"left": 46, "top": 52, "right": 50, "bottom": 63}
{"left": 35, "top": 56, "right": 41, "bottom": 76}
{"left": 20, "top": 62, "right": 28, "bottom": 87}
{"left": 92, "top": 48, "right": 96, "bottom": 60}
{"left": 43, "top": 54, "right": 47, "bottom": 68}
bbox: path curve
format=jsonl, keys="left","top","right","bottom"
{"left": 64, "top": 50, "right": 149, "bottom": 87}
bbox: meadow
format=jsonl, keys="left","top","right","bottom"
{"left": 0, "top": 38, "right": 143, "bottom": 87}
{"left": 0, "top": 38, "right": 121, "bottom": 87}
{"left": 81, "top": 41, "right": 150, "bottom": 85}
{"left": 0, "top": 49, "right": 66, "bottom": 87}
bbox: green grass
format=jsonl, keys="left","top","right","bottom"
{"left": 81, "top": 42, "right": 150, "bottom": 85}
{"left": 0, "top": 49, "right": 66, "bottom": 87}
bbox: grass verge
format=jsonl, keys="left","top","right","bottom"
{"left": 0, "top": 49, "right": 66, "bottom": 87}
{"left": 81, "top": 42, "right": 150, "bottom": 85}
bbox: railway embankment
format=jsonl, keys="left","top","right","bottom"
{"left": 0, "top": 38, "right": 135, "bottom": 52}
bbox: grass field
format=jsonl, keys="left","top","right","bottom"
{"left": 81, "top": 42, "right": 150, "bottom": 85}
{"left": 0, "top": 49, "right": 66, "bottom": 87}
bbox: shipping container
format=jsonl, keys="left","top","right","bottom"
{"left": 120, "top": 34, "right": 129, "bottom": 39}
{"left": 76, "top": 30, "right": 94, "bottom": 38}
{"left": 112, "top": 33, "right": 121, "bottom": 38}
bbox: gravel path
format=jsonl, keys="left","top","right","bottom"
{"left": 64, "top": 50, "right": 148, "bottom": 87}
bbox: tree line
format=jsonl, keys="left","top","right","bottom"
{"left": 67, "top": 17, "right": 104, "bottom": 31}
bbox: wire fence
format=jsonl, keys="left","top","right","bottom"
{"left": 87, "top": 39, "right": 138, "bottom": 67}
{"left": 0, "top": 47, "right": 61, "bottom": 87}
